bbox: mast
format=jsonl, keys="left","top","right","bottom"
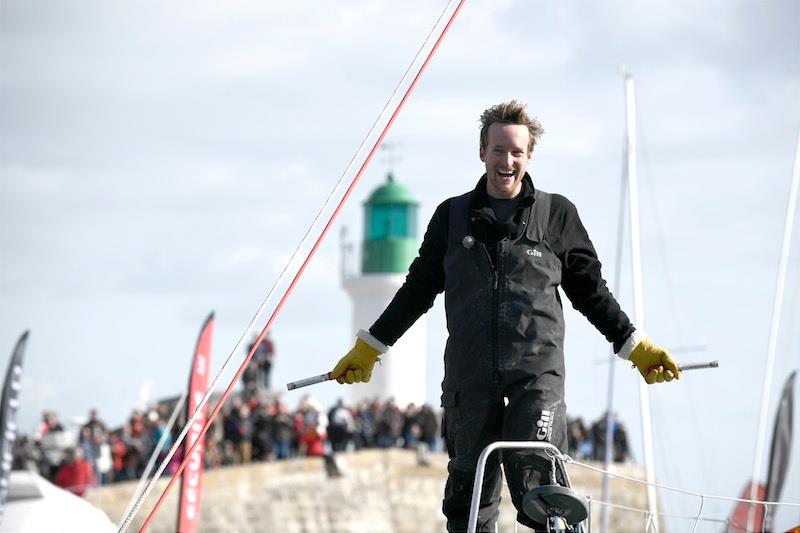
{"left": 625, "top": 72, "right": 660, "bottom": 531}
{"left": 747, "top": 125, "right": 800, "bottom": 531}
{"left": 600, "top": 78, "right": 630, "bottom": 532}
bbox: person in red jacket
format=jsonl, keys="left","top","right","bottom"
{"left": 55, "top": 447, "right": 96, "bottom": 497}
{"left": 298, "top": 425, "right": 326, "bottom": 457}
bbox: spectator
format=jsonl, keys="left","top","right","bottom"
{"left": 226, "top": 405, "right": 253, "bottom": 464}
{"left": 293, "top": 395, "right": 320, "bottom": 455}
{"left": 590, "top": 417, "right": 607, "bottom": 462}
{"left": 402, "top": 403, "right": 421, "bottom": 450}
{"left": 35, "top": 411, "right": 63, "bottom": 442}
{"left": 149, "top": 412, "right": 172, "bottom": 469}
{"left": 567, "top": 417, "right": 587, "bottom": 459}
{"left": 205, "top": 433, "right": 223, "bottom": 469}
{"left": 55, "top": 447, "right": 96, "bottom": 497}
{"left": 110, "top": 433, "right": 128, "bottom": 482}
{"left": 354, "top": 401, "right": 377, "bottom": 449}
{"left": 252, "top": 404, "right": 273, "bottom": 461}
{"left": 258, "top": 333, "right": 275, "bottom": 390}
{"left": 327, "top": 399, "right": 355, "bottom": 452}
{"left": 245, "top": 333, "right": 275, "bottom": 390}
{"left": 83, "top": 408, "right": 106, "bottom": 434}
{"left": 95, "top": 434, "right": 113, "bottom": 485}
{"left": 613, "top": 418, "right": 631, "bottom": 463}
{"left": 12, "top": 435, "right": 40, "bottom": 472}
{"left": 298, "top": 425, "right": 326, "bottom": 457}
{"left": 79, "top": 427, "right": 96, "bottom": 473}
{"left": 417, "top": 404, "right": 439, "bottom": 453}
{"left": 128, "top": 409, "right": 147, "bottom": 448}
{"left": 271, "top": 400, "right": 293, "bottom": 460}
{"left": 376, "top": 399, "right": 403, "bottom": 448}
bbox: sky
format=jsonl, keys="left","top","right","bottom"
{"left": 1, "top": 0, "right": 799, "bottom": 530}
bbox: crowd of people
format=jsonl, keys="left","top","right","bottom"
{"left": 11, "top": 392, "right": 443, "bottom": 497}
{"left": 13, "top": 399, "right": 632, "bottom": 499}
{"left": 566, "top": 413, "right": 631, "bottom": 463}
{"left": 10, "top": 333, "right": 630, "bottom": 498}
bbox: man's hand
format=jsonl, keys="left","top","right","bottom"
{"left": 331, "top": 338, "right": 381, "bottom": 384}
{"left": 628, "top": 337, "right": 681, "bottom": 384}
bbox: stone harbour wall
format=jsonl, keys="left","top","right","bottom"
{"left": 88, "top": 449, "right": 652, "bottom": 532}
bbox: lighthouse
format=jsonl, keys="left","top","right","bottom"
{"left": 342, "top": 172, "right": 427, "bottom": 407}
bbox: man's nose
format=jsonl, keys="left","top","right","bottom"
{"left": 505, "top": 152, "right": 515, "bottom": 166}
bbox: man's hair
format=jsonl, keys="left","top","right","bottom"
{"left": 479, "top": 100, "right": 544, "bottom": 153}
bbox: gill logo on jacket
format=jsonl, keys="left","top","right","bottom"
{"left": 526, "top": 248, "right": 542, "bottom": 257}
{"left": 536, "top": 410, "right": 553, "bottom": 441}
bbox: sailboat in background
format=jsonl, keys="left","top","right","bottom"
{"left": 599, "top": 70, "right": 660, "bottom": 533}
{"left": 729, "top": 371, "right": 797, "bottom": 532}
{"left": 602, "top": 70, "right": 800, "bottom": 533}
{"left": 743, "top": 123, "right": 800, "bottom": 532}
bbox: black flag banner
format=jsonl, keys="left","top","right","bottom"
{"left": 0, "top": 331, "right": 28, "bottom": 523}
{"left": 763, "top": 370, "right": 796, "bottom": 532}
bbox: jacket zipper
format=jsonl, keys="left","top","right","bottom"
{"left": 493, "top": 242, "right": 503, "bottom": 381}
{"left": 479, "top": 243, "right": 500, "bottom": 381}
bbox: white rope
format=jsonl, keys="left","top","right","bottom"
{"left": 115, "top": 389, "right": 187, "bottom": 529}
{"left": 564, "top": 456, "right": 800, "bottom": 508}
{"left": 589, "top": 498, "right": 728, "bottom": 524}
{"left": 690, "top": 494, "right": 704, "bottom": 533}
{"left": 116, "top": 3, "right": 459, "bottom": 531}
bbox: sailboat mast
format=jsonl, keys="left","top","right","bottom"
{"left": 625, "top": 73, "right": 660, "bottom": 531}
{"left": 747, "top": 125, "right": 800, "bottom": 531}
{"left": 600, "top": 81, "right": 630, "bottom": 533}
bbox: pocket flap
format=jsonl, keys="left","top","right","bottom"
{"left": 440, "top": 390, "right": 458, "bottom": 408}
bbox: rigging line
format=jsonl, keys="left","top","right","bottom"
{"left": 116, "top": 2, "right": 460, "bottom": 529}
{"left": 116, "top": 2, "right": 456, "bottom": 530}
{"left": 690, "top": 494, "right": 704, "bottom": 533}
{"left": 115, "top": 389, "right": 187, "bottom": 529}
{"left": 590, "top": 498, "right": 728, "bottom": 524}
{"left": 564, "top": 456, "right": 800, "bottom": 507}
{"left": 749, "top": 123, "right": 800, "bottom": 531}
{"left": 780, "top": 222, "right": 800, "bottom": 378}
{"left": 129, "top": 2, "right": 466, "bottom": 531}
{"left": 638, "top": 108, "right": 710, "bottom": 523}
{"left": 637, "top": 110, "right": 686, "bottom": 345}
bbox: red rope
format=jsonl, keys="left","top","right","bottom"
{"left": 138, "top": 2, "right": 466, "bottom": 530}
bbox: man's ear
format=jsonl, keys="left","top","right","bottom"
{"left": 479, "top": 146, "right": 486, "bottom": 162}
{"left": 527, "top": 150, "right": 533, "bottom": 161}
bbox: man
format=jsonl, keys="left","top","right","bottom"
{"left": 331, "top": 100, "right": 679, "bottom": 532}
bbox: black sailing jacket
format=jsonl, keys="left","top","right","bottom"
{"left": 369, "top": 173, "right": 634, "bottom": 384}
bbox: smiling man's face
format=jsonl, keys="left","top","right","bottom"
{"left": 480, "top": 122, "right": 532, "bottom": 199}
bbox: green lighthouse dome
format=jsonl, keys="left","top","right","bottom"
{"left": 362, "top": 172, "right": 419, "bottom": 274}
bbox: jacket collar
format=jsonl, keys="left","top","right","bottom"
{"left": 468, "top": 172, "right": 536, "bottom": 241}
{"left": 469, "top": 172, "right": 535, "bottom": 212}
{"left": 470, "top": 172, "right": 536, "bottom": 211}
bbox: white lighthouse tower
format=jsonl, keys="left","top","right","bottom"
{"left": 342, "top": 172, "right": 427, "bottom": 407}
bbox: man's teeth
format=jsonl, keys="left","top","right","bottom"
{"left": 498, "top": 171, "right": 514, "bottom": 177}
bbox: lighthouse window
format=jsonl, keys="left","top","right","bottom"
{"left": 368, "top": 205, "right": 410, "bottom": 239}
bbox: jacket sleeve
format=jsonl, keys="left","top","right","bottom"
{"left": 368, "top": 201, "right": 449, "bottom": 346}
{"left": 548, "top": 195, "right": 635, "bottom": 352}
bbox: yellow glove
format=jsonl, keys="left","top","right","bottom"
{"left": 628, "top": 337, "right": 681, "bottom": 384}
{"left": 331, "top": 338, "right": 381, "bottom": 384}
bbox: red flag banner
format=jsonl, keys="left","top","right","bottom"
{"left": 728, "top": 481, "right": 765, "bottom": 532}
{"left": 177, "top": 313, "right": 214, "bottom": 533}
